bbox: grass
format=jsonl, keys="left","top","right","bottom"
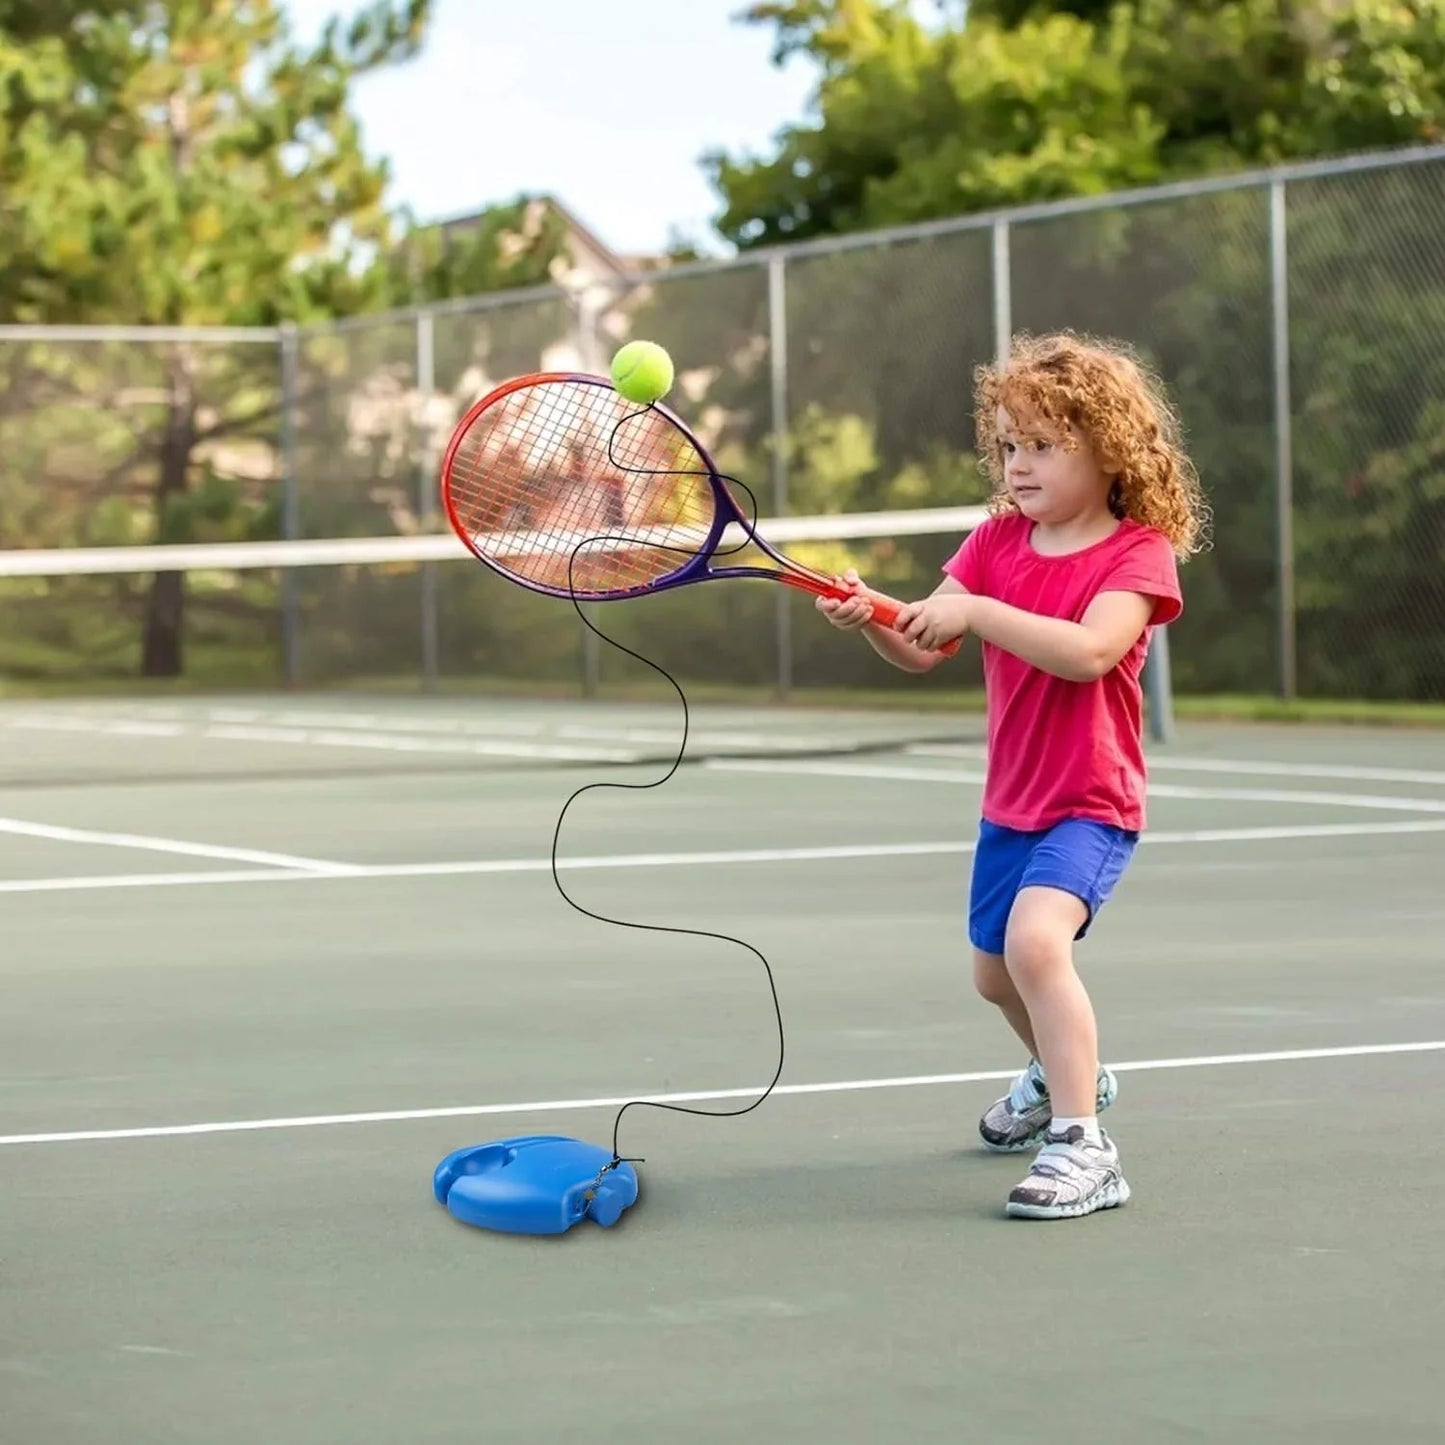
{"left": 1169, "top": 693, "right": 1445, "bottom": 728}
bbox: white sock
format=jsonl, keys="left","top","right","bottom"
{"left": 1051, "top": 1115, "right": 1102, "bottom": 1146}
{"left": 1032, "top": 1061, "right": 1106, "bottom": 1085}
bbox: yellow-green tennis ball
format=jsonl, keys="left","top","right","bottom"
{"left": 610, "top": 341, "right": 674, "bottom": 405}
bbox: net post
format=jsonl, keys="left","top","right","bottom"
{"left": 278, "top": 323, "right": 300, "bottom": 687}
{"left": 416, "top": 309, "right": 439, "bottom": 693}
{"left": 1144, "top": 628, "right": 1175, "bottom": 744}
{"left": 768, "top": 253, "right": 792, "bottom": 700}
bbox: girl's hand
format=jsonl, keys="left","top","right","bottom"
{"left": 815, "top": 568, "right": 873, "bottom": 632}
{"left": 894, "top": 594, "right": 971, "bottom": 652}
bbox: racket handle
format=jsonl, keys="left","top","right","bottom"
{"left": 824, "top": 579, "right": 962, "bottom": 659}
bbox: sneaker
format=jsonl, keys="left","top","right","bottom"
{"left": 978, "top": 1060, "right": 1119, "bottom": 1153}
{"left": 1005, "top": 1125, "right": 1131, "bottom": 1220}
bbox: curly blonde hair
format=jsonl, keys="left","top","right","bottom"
{"left": 973, "top": 331, "right": 1211, "bottom": 558}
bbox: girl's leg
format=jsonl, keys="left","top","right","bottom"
{"left": 1001, "top": 885, "right": 1130, "bottom": 1219}
{"left": 972, "top": 948, "right": 1039, "bottom": 1059}
{"left": 974, "top": 946, "right": 1058, "bottom": 1153}
{"left": 995, "top": 824, "right": 1134, "bottom": 1217}
{"left": 1002, "top": 886, "right": 1098, "bottom": 1122}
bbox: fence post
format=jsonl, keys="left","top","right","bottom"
{"left": 1270, "top": 178, "right": 1297, "bottom": 700}
{"left": 768, "top": 253, "right": 792, "bottom": 699}
{"left": 415, "top": 308, "right": 439, "bottom": 692}
{"left": 1144, "top": 633, "right": 1175, "bottom": 744}
{"left": 992, "top": 219, "right": 1012, "bottom": 364}
{"left": 278, "top": 323, "right": 301, "bottom": 686}
{"left": 993, "top": 212, "right": 1177, "bottom": 738}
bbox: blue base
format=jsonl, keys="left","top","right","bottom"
{"left": 433, "top": 1135, "right": 640, "bottom": 1235}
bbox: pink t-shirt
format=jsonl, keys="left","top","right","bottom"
{"left": 943, "top": 513, "right": 1182, "bottom": 833}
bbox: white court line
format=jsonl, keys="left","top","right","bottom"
{"left": 3, "top": 1039, "right": 1442, "bottom": 1148}
{"left": 3, "top": 709, "right": 541, "bottom": 741}
{"left": 559, "top": 724, "right": 825, "bottom": 748}
{"left": 3, "top": 710, "right": 833, "bottom": 756}
{"left": 0, "top": 818, "right": 1442, "bottom": 896}
{"left": 0, "top": 816, "right": 352, "bottom": 873}
{"left": 99, "top": 721, "right": 188, "bottom": 739}
{"left": 216, "top": 711, "right": 811, "bottom": 749}
{"left": 212, "top": 709, "right": 546, "bottom": 737}
{"left": 1149, "top": 782, "right": 1445, "bottom": 814}
{"left": 2, "top": 713, "right": 637, "bottom": 763}
{"left": 714, "top": 759, "right": 993, "bottom": 784}
{"left": 907, "top": 744, "right": 1445, "bottom": 789}
{"left": 205, "top": 724, "right": 639, "bottom": 764}
{"left": 0, "top": 867, "right": 303, "bottom": 895}
{"left": 1152, "top": 757, "right": 1445, "bottom": 788}
{"left": 706, "top": 758, "right": 1445, "bottom": 814}
{"left": 3, "top": 715, "right": 174, "bottom": 735}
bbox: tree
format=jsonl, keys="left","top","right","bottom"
{"left": 708, "top": 0, "right": 1445, "bottom": 246}
{"left": 695, "top": 0, "right": 1445, "bottom": 701}
{"left": 0, "top": 1, "right": 565, "bottom": 679}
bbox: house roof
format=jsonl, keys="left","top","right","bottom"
{"left": 432, "top": 195, "right": 654, "bottom": 280}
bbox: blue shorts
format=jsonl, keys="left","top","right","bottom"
{"left": 968, "top": 817, "right": 1138, "bottom": 955}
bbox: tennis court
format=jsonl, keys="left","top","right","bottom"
{"left": 3, "top": 693, "right": 1443, "bottom": 1444}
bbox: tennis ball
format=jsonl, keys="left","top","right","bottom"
{"left": 610, "top": 340, "right": 674, "bottom": 406}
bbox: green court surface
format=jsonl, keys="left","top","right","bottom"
{"left": 3, "top": 696, "right": 1444, "bottom": 1444}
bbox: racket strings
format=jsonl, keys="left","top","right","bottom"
{"left": 547, "top": 411, "right": 787, "bottom": 1169}
{"left": 448, "top": 382, "right": 716, "bottom": 595}
{"left": 597, "top": 418, "right": 838, "bottom": 590}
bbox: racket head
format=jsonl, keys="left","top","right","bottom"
{"left": 440, "top": 372, "right": 747, "bottom": 602}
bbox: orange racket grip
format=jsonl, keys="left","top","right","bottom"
{"left": 804, "top": 576, "right": 962, "bottom": 659}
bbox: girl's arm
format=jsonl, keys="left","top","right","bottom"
{"left": 897, "top": 589, "right": 1156, "bottom": 682}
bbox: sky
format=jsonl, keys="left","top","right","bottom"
{"left": 282, "top": 0, "right": 837, "bottom": 258}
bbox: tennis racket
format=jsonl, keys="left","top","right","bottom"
{"left": 438, "top": 371, "right": 960, "bottom": 656}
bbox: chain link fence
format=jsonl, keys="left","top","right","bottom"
{"left": 0, "top": 328, "right": 282, "bottom": 684}
{"left": 3, "top": 144, "right": 1442, "bottom": 703}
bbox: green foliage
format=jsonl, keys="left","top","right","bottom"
{"left": 2, "top": 2, "right": 407, "bottom": 324}
{"left": 685, "top": 0, "right": 1445, "bottom": 701}
{"left": 4, "top": 1, "right": 1442, "bottom": 701}
{"left": 0, "top": 1, "right": 565, "bottom": 326}
{"left": 0, "top": 2, "right": 568, "bottom": 677}
{"left": 710, "top": 1, "right": 1445, "bottom": 246}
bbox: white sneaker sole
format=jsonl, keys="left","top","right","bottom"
{"left": 1005, "top": 1177, "right": 1131, "bottom": 1220}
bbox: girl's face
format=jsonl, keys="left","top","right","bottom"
{"left": 995, "top": 405, "right": 1113, "bottom": 526}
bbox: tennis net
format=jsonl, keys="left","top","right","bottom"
{"left": 0, "top": 502, "right": 1172, "bottom": 743}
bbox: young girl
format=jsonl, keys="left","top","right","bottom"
{"left": 818, "top": 332, "right": 1209, "bottom": 1221}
